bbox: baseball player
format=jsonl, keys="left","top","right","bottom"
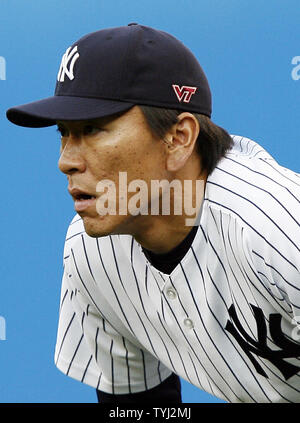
{"left": 6, "top": 24, "right": 300, "bottom": 403}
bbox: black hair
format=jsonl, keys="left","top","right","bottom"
{"left": 139, "top": 105, "right": 233, "bottom": 175}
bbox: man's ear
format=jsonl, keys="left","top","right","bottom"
{"left": 165, "top": 112, "right": 200, "bottom": 172}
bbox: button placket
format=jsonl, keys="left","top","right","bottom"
{"left": 166, "top": 288, "right": 177, "bottom": 300}
{"left": 163, "top": 279, "right": 195, "bottom": 331}
{"left": 183, "top": 318, "right": 194, "bottom": 329}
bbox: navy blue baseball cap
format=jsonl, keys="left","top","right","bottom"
{"left": 6, "top": 23, "right": 212, "bottom": 128}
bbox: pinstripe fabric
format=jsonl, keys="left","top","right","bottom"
{"left": 55, "top": 135, "right": 300, "bottom": 402}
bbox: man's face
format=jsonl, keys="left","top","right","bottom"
{"left": 58, "top": 106, "right": 169, "bottom": 237}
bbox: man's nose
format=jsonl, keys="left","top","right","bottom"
{"left": 58, "top": 139, "right": 86, "bottom": 175}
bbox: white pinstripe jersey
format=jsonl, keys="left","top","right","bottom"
{"left": 55, "top": 135, "right": 300, "bottom": 403}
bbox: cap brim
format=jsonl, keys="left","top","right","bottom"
{"left": 6, "top": 95, "right": 135, "bottom": 128}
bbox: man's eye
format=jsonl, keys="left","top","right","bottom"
{"left": 56, "top": 126, "right": 67, "bottom": 137}
{"left": 83, "top": 125, "right": 101, "bottom": 136}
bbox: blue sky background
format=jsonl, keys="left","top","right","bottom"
{"left": 0, "top": 0, "right": 299, "bottom": 403}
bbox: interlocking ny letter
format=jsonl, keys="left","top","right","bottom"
{"left": 225, "top": 304, "right": 300, "bottom": 380}
{"left": 57, "top": 45, "right": 79, "bottom": 82}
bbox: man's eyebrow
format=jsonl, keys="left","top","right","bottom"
{"left": 56, "top": 116, "right": 116, "bottom": 127}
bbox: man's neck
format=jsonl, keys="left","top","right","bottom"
{"left": 134, "top": 216, "right": 196, "bottom": 254}
{"left": 131, "top": 178, "right": 206, "bottom": 254}
{"left": 115, "top": 162, "right": 207, "bottom": 254}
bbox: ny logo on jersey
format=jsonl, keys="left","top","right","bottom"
{"left": 57, "top": 45, "right": 80, "bottom": 82}
{"left": 225, "top": 304, "right": 300, "bottom": 380}
{"left": 172, "top": 84, "right": 197, "bottom": 103}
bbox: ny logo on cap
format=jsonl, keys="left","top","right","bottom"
{"left": 57, "top": 46, "right": 80, "bottom": 82}
{"left": 172, "top": 84, "right": 197, "bottom": 103}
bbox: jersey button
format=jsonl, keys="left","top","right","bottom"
{"left": 166, "top": 289, "right": 177, "bottom": 300}
{"left": 184, "top": 318, "right": 194, "bottom": 329}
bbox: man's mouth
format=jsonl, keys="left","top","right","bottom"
{"left": 68, "top": 188, "right": 96, "bottom": 212}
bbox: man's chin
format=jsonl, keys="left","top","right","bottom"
{"left": 79, "top": 215, "right": 105, "bottom": 238}
{"left": 80, "top": 215, "right": 121, "bottom": 238}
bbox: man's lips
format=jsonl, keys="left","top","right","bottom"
{"left": 68, "top": 188, "right": 96, "bottom": 212}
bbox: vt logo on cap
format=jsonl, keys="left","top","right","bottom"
{"left": 57, "top": 46, "right": 80, "bottom": 82}
{"left": 172, "top": 85, "right": 197, "bottom": 103}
